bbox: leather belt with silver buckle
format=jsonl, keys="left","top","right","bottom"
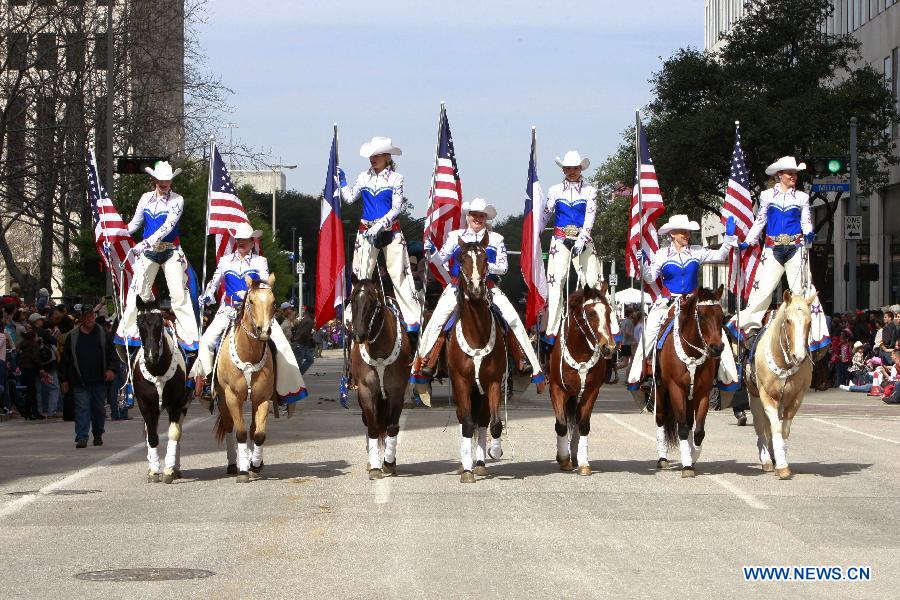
{"left": 766, "top": 234, "right": 801, "bottom": 246}
{"left": 152, "top": 242, "right": 176, "bottom": 252}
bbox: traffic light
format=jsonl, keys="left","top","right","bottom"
{"left": 115, "top": 156, "right": 169, "bottom": 175}
{"left": 802, "top": 155, "right": 849, "bottom": 178}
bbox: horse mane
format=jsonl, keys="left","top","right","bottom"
{"left": 697, "top": 287, "right": 718, "bottom": 303}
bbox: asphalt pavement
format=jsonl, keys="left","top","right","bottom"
{"left": 1, "top": 351, "right": 898, "bottom": 599}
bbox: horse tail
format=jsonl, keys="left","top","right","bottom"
{"left": 660, "top": 390, "right": 679, "bottom": 448}
{"left": 214, "top": 408, "right": 232, "bottom": 445}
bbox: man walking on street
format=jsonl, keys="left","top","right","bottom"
{"left": 292, "top": 308, "right": 316, "bottom": 375}
{"left": 59, "top": 305, "right": 118, "bottom": 448}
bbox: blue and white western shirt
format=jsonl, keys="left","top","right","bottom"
{"left": 746, "top": 186, "right": 812, "bottom": 245}
{"left": 203, "top": 251, "right": 269, "bottom": 305}
{"left": 127, "top": 190, "right": 184, "bottom": 251}
{"left": 542, "top": 179, "right": 597, "bottom": 241}
{"left": 340, "top": 168, "right": 405, "bottom": 228}
{"left": 644, "top": 240, "right": 735, "bottom": 297}
{"left": 438, "top": 228, "right": 507, "bottom": 285}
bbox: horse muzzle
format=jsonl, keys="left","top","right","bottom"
{"left": 708, "top": 343, "right": 724, "bottom": 358}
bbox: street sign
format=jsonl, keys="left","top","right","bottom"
{"left": 296, "top": 263, "right": 305, "bottom": 275}
{"left": 845, "top": 215, "right": 862, "bottom": 240}
{"left": 811, "top": 175, "right": 850, "bottom": 194}
{"left": 608, "top": 273, "right": 618, "bottom": 286}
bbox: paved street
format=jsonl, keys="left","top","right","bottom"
{"left": 2, "top": 352, "right": 899, "bottom": 599}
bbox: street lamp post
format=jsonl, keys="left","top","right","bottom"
{"left": 222, "top": 123, "right": 239, "bottom": 165}
{"left": 270, "top": 163, "right": 297, "bottom": 239}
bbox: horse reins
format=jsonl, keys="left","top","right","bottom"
{"left": 228, "top": 283, "right": 272, "bottom": 404}
{"left": 456, "top": 251, "right": 498, "bottom": 395}
{"left": 559, "top": 298, "right": 608, "bottom": 402}
{"left": 357, "top": 292, "right": 403, "bottom": 399}
{"left": 135, "top": 320, "right": 184, "bottom": 405}
{"left": 672, "top": 298, "right": 717, "bottom": 404}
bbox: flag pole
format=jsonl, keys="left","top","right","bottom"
{"left": 199, "top": 136, "right": 215, "bottom": 338}
{"left": 635, "top": 110, "right": 648, "bottom": 365}
{"left": 734, "top": 121, "right": 743, "bottom": 353}
{"left": 334, "top": 122, "right": 350, "bottom": 376}
{"left": 531, "top": 125, "right": 542, "bottom": 361}
{"left": 414, "top": 101, "right": 445, "bottom": 361}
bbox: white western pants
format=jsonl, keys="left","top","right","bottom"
{"left": 545, "top": 238, "right": 601, "bottom": 338}
{"left": 351, "top": 231, "right": 421, "bottom": 331}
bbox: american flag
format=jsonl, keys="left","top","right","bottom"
{"left": 721, "top": 125, "right": 761, "bottom": 299}
{"left": 423, "top": 105, "right": 462, "bottom": 286}
{"left": 87, "top": 149, "right": 136, "bottom": 296}
{"left": 315, "top": 129, "right": 347, "bottom": 329}
{"left": 521, "top": 130, "right": 547, "bottom": 329}
{"left": 208, "top": 145, "right": 252, "bottom": 261}
{"left": 625, "top": 124, "right": 665, "bottom": 299}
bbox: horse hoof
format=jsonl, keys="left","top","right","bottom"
{"left": 249, "top": 461, "right": 264, "bottom": 477}
{"left": 656, "top": 458, "right": 669, "bottom": 470}
{"left": 681, "top": 466, "right": 696, "bottom": 478}
{"left": 737, "top": 414, "right": 748, "bottom": 426}
{"left": 761, "top": 462, "right": 774, "bottom": 473}
{"left": 577, "top": 465, "right": 592, "bottom": 476}
{"left": 776, "top": 466, "right": 792, "bottom": 480}
{"left": 162, "top": 472, "right": 175, "bottom": 484}
{"left": 368, "top": 468, "right": 383, "bottom": 480}
{"left": 381, "top": 461, "right": 396, "bottom": 476}
{"left": 560, "top": 458, "right": 574, "bottom": 472}
{"left": 226, "top": 464, "right": 239, "bottom": 476}
{"left": 473, "top": 462, "right": 488, "bottom": 477}
{"left": 456, "top": 465, "right": 465, "bottom": 475}
{"left": 171, "top": 468, "right": 182, "bottom": 480}
{"left": 460, "top": 470, "right": 476, "bottom": 483}
{"left": 236, "top": 472, "right": 250, "bottom": 483}
{"left": 147, "top": 472, "right": 160, "bottom": 483}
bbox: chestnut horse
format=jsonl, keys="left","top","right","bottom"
{"left": 214, "top": 275, "right": 277, "bottom": 483}
{"left": 548, "top": 284, "right": 616, "bottom": 475}
{"left": 349, "top": 277, "right": 412, "bottom": 480}
{"left": 132, "top": 298, "right": 188, "bottom": 483}
{"left": 447, "top": 235, "right": 508, "bottom": 483}
{"left": 655, "top": 286, "right": 725, "bottom": 477}
{"left": 746, "top": 290, "right": 815, "bottom": 479}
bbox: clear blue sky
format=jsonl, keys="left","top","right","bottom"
{"left": 198, "top": 0, "right": 703, "bottom": 219}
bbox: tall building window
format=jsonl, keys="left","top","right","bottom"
{"left": 7, "top": 33, "right": 28, "bottom": 70}
{"left": 893, "top": 47, "right": 899, "bottom": 140}
{"left": 66, "top": 34, "right": 86, "bottom": 71}
{"left": 36, "top": 33, "right": 57, "bottom": 70}
{"left": 886, "top": 54, "right": 894, "bottom": 138}
{"left": 94, "top": 32, "right": 108, "bottom": 70}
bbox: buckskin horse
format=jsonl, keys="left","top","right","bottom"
{"left": 745, "top": 290, "right": 815, "bottom": 479}
{"left": 132, "top": 298, "right": 189, "bottom": 483}
{"left": 349, "top": 276, "right": 412, "bottom": 480}
{"left": 655, "top": 286, "right": 725, "bottom": 477}
{"left": 214, "top": 274, "right": 278, "bottom": 483}
{"left": 548, "top": 283, "right": 617, "bottom": 475}
{"left": 447, "top": 235, "right": 508, "bottom": 483}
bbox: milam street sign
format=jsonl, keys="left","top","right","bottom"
{"left": 811, "top": 176, "right": 850, "bottom": 194}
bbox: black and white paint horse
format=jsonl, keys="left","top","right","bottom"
{"left": 133, "top": 298, "right": 189, "bottom": 483}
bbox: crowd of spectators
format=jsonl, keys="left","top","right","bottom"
{"left": 826, "top": 308, "right": 900, "bottom": 404}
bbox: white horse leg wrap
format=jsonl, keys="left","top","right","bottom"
{"left": 772, "top": 432, "right": 788, "bottom": 469}
{"left": 164, "top": 439, "right": 178, "bottom": 470}
{"left": 475, "top": 427, "right": 487, "bottom": 463}
{"left": 489, "top": 436, "right": 503, "bottom": 460}
{"left": 368, "top": 437, "right": 382, "bottom": 470}
{"left": 384, "top": 435, "right": 398, "bottom": 464}
{"left": 147, "top": 443, "right": 160, "bottom": 474}
{"left": 556, "top": 434, "right": 569, "bottom": 461}
{"left": 225, "top": 432, "right": 237, "bottom": 465}
{"left": 251, "top": 444, "right": 263, "bottom": 468}
{"left": 679, "top": 438, "right": 693, "bottom": 468}
{"left": 237, "top": 442, "right": 249, "bottom": 472}
{"left": 576, "top": 435, "right": 589, "bottom": 466}
{"left": 757, "top": 436, "right": 772, "bottom": 465}
{"left": 691, "top": 436, "right": 701, "bottom": 464}
{"left": 656, "top": 426, "right": 668, "bottom": 459}
{"left": 460, "top": 435, "right": 474, "bottom": 472}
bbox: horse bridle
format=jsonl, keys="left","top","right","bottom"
{"left": 559, "top": 297, "right": 612, "bottom": 400}
{"left": 135, "top": 316, "right": 184, "bottom": 405}
{"left": 228, "top": 283, "right": 273, "bottom": 403}
{"left": 765, "top": 308, "right": 808, "bottom": 378}
{"left": 238, "top": 282, "right": 272, "bottom": 341}
{"left": 671, "top": 297, "right": 719, "bottom": 403}
{"left": 357, "top": 294, "right": 403, "bottom": 399}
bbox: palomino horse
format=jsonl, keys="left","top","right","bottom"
{"left": 214, "top": 274, "right": 277, "bottom": 483}
{"left": 447, "top": 235, "right": 508, "bottom": 483}
{"left": 349, "top": 277, "right": 412, "bottom": 480}
{"left": 548, "top": 284, "right": 616, "bottom": 475}
{"left": 746, "top": 290, "right": 815, "bottom": 479}
{"left": 133, "top": 298, "right": 189, "bottom": 483}
{"left": 655, "top": 286, "right": 725, "bottom": 477}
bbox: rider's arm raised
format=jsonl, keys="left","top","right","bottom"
{"left": 744, "top": 190, "right": 770, "bottom": 245}
{"left": 339, "top": 172, "right": 363, "bottom": 204}
{"left": 642, "top": 248, "right": 665, "bottom": 283}
{"left": 201, "top": 262, "right": 226, "bottom": 301}
{"left": 436, "top": 231, "right": 460, "bottom": 266}
{"left": 699, "top": 233, "right": 738, "bottom": 263}
{"left": 126, "top": 193, "right": 147, "bottom": 236}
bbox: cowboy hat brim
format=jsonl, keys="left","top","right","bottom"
{"left": 360, "top": 141, "right": 402, "bottom": 158}
{"left": 658, "top": 221, "right": 700, "bottom": 236}
{"left": 765, "top": 158, "right": 806, "bottom": 176}
{"left": 555, "top": 156, "right": 590, "bottom": 170}
{"left": 461, "top": 201, "right": 497, "bottom": 220}
{"left": 143, "top": 166, "right": 183, "bottom": 180}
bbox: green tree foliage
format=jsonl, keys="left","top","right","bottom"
{"left": 62, "top": 162, "right": 293, "bottom": 304}
{"left": 595, "top": 0, "right": 898, "bottom": 228}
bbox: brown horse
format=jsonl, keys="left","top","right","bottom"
{"left": 655, "top": 285, "right": 725, "bottom": 477}
{"left": 214, "top": 274, "right": 277, "bottom": 483}
{"left": 446, "top": 235, "right": 508, "bottom": 483}
{"left": 349, "top": 277, "right": 412, "bottom": 480}
{"left": 548, "top": 283, "right": 616, "bottom": 475}
{"left": 746, "top": 290, "right": 815, "bottom": 479}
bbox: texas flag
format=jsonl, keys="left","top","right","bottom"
{"left": 315, "top": 130, "right": 347, "bottom": 328}
{"left": 521, "top": 130, "right": 548, "bottom": 329}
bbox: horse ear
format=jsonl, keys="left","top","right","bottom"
{"left": 267, "top": 273, "right": 276, "bottom": 288}
{"left": 244, "top": 274, "right": 254, "bottom": 288}
{"left": 350, "top": 273, "right": 359, "bottom": 286}
{"left": 805, "top": 291, "right": 818, "bottom": 306}
{"left": 783, "top": 289, "right": 792, "bottom": 304}
{"left": 600, "top": 279, "right": 609, "bottom": 296}
{"left": 715, "top": 284, "right": 724, "bottom": 301}
{"left": 135, "top": 296, "right": 146, "bottom": 311}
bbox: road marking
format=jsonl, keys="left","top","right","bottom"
{"left": 0, "top": 415, "right": 211, "bottom": 521}
{"left": 373, "top": 412, "right": 408, "bottom": 505}
{"left": 811, "top": 417, "right": 900, "bottom": 445}
{"left": 604, "top": 413, "right": 768, "bottom": 510}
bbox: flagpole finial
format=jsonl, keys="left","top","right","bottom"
{"left": 531, "top": 125, "right": 536, "bottom": 131}
{"left": 735, "top": 120, "right": 740, "bottom": 127}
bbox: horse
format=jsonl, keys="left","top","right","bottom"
{"left": 132, "top": 298, "right": 189, "bottom": 483}
{"left": 446, "top": 235, "right": 508, "bottom": 483}
{"left": 746, "top": 290, "right": 815, "bottom": 479}
{"left": 214, "top": 274, "right": 277, "bottom": 483}
{"left": 655, "top": 285, "right": 725, "bottom": 477}
{"left": 548, "top": 283, "right": 616, "bottom": 475}
{"left": 349, "top": 276, "right": 412, "bottom": 480}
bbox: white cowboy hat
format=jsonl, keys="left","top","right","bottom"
{"left": 555, "top": 150, "right": 590, "bottom": 170}
{"left": 658, "top": 214, "right": 700, "bottom": 236}
{"left": 280, "top": 301, "right": 293, "bottom": 310}
{"left": 143, "top": 160, "right": 181, "bottom": 181}
{"left": 359, "top": 136, "right": 402, "bottom": 158}
{"left": 462, "top": 197, "right": 497, "bottom": 220}
{"left": 230, "top": 222, "right": 263, "bottom": 240}
{"left": 765, "top": 156, "right": 806, "bottom": 176}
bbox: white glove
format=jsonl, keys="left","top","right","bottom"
{"left": 129, "top": 243, "right": 146, "bottom": 256}
{"left": 365, "top": 222, "right": 384, "bottom": 239}
{"left": 572, "top": 238, "right": 586, "bottom": 256}
{"left": 199, "top": 294, "right": 214, "bottom": 307}
{"left": 424, "top": 239, "right": 435, "bottom": 254}
{"left": 634, "top": 248, "right": 644, "bottom": 262}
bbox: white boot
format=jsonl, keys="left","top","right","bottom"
{"left": 679, "top": 438, "right": 693, "bottom": 468}
{"left": 656, "top": 426, "right": 668, "bottom": 459}
{"left": 488, "top": 436, "right": 503, "bottom": 460}
{"left": 576, "top": 435, "right": 589, "bottom": 467}
{"left": 460, "top": 435, "right": 474, "bottom": 472}
{"left": 384, "top": 436, "right": 398, "bottom": 464}
{"left": 367, "top": 437, "right": 382, "bottom": 470}
{"left": 556, "top": 434, "right": 569, "bottom": 462}
{"left": 475, "top": 427, "right": 487, "bottom": 463}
